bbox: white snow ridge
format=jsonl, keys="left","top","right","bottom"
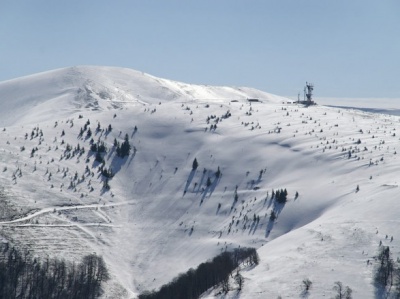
{"left": 0, "top": 65, "right": 399, "bottom": 298}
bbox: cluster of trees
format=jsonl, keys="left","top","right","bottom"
{"left": 96, "top": 122, "right": 112, "bottom": 134}
{"left": 0, "top": 247, "right": 109, "bottom": 299}
{"left": 99, "top": 165, "right": 114, "bottom": 179}
{"left": 139, "top": 247, "right": 259, "bottom": 299}
{"left": 115, "top": 134, "right": 131, "bottom": 158}
{"left": 27, "top": 126, "right": 43, "bottom": 140}
{"left": 374, "top": 246, "right": 395, "bottom": 289}
{"left": 301, "top": 279, "right": 352, "bottom": 299}
{"left": 372, "top": 245, "right": 400, "bottom": 297}
{"left": 209, "top": 124, "right": 217, "bottom": 131}
{"left": 192, "top": 158, "right": 221, "bottom": 182}
{"left": 222, "top": 110, "right": 231, "bottom": 119}
{"left": 90, "top": 141, "right": 106, "bottom": 154}
{"left": 272, "top": 189, "right": 288, "bottom": 204}
{"left": 332, "top": 281, "right": 352, "bottom": 299}
{"left": 90, "top": 141, "right": 107, "bottom": 163}
{"left": 62, "top": 143, "right": 85, "bottom": 161}
{"left": 78, "top": 120, "right": 91, "bottom": 138}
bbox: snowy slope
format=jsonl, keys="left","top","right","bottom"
{"left": 0, "top": 66, "right": 399, "bottom": 298}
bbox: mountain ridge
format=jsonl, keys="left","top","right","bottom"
{"left": 0, "top": 66, "right": 285, "bottom": 126}
{"left": 0, "top": 66, "right": 398, "bottom": 298}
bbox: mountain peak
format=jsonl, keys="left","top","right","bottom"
{"left": 0, "top": 66, "right": 285, "bottom": 126}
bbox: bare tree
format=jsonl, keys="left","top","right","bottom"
{"left": 302, "top": 278, "right": 312, "bottom": 292}
{"left": 221, "top": 276, "right": 230, "bottom": 294}
{"left": 235, "top": 271, "right": 243, "bottom": 291}
{"left": 333, "top": 281, "right": 352, "bottom": 299}
{"left": 374, "top": 246, "right": 394, "bottom": 288}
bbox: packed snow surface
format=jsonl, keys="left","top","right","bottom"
{"left": 0, "top": 66, "right": 399, "bottom": 298}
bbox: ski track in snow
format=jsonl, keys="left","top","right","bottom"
{"left": 0, "top": 200, "right": 135, "bottom": 225}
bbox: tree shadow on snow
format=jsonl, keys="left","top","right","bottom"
{"left": 126, "top": 150, "right": 137, "bottom": 167}
{"left": 183, "top": 169, "right": 196, "bottom": 196}
{"left": 374, "top": 284, "right": 391, "bottom": 299}
{"left": 266, "top": 195, "right": 274, "bottom": 209}
{"left": 273, "top": 201, "right": 286, "bottom": 217}
{"left": 199, "top": 185, "right": 210, "bottom": 206}
{"left": 109, "top": 154, "right": 129, "bottom": 175}
{"left": 196, "top": 171, "right": 207, "bottom": 194}
{"left": 107, "top": 146, "right": 116, "bottom": 159}
{"left": 249, "top": 219, "right": 261, "bottom": 235}
{"left": 265, "top": 219, "right": 275, "bottom": 238}
{"left": 229, "top": 198, "right": 239, "bottom": 216}
{"left": 216, "top": 205, "right": 221, "bottom": 215}
{"left": 265, "top": 200, "right": 287, "bottom": 238}
{"left": 208, "top": 175, "right": 221, "bottom": 196}
{"left": 200, "top": 176, "right": 221, "bottom": 204}
{"left": 300, "top": 289, "right": 310, "bottom": 298}
{"left": 90, "top": 157, "right": 102, "bottom": 169}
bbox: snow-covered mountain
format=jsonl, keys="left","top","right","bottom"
{"left": 0, "top": 66, "right": 398, "bottom": 298}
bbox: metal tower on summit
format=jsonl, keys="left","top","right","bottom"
{"left": 298, "top": 82, "right": 316, "bottom": 106}
{"left": 304, "top": 82, "right": 313, "bottom": 103}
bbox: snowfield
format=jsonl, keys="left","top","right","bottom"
{"left": 0, "top": 66, "right": 399, "bottom": 298}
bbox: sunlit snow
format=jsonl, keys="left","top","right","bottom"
{"left": 0, "top": 66, "right": 398, "bottom": 298}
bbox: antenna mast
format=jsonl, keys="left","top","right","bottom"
{"left": 298, "top": 82, "right": 316, "bottom": 106}
{"left": 305, "top": 82, "right": 314, "bottom": 103}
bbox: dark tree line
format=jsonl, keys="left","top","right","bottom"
{"left": 0, "top": 246, "right": 109, "bottom": 299}
{"left": 375, "top": 246, "right": 394, "bottom": 288}
{"left": 372, "top": 245, "right": 400, "bottom": 298}
{"left": 139, "top": 247, "right": 259, "bottom": 299}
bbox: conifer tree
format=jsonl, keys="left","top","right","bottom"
{"left": 117, "top": 134, "right": 131, "bottom": 158}
{"left": 206, "top": 177, "right": 212, "bottom": 187}
{"left": 215, "top": 166, "right": 221, "bottom": 178}
{"left": 192, "top": 158, "right": 199, "bottom": 170}
{"left": 86, "top": 128, "right": 92, "bottom": 138}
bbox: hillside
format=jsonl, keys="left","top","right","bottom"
{"left": 0, "top": 66, "right": 399, "bottom": 298}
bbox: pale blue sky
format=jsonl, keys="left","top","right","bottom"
{"left": 1, "top": 1, "right": 399, "bottom": 98}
